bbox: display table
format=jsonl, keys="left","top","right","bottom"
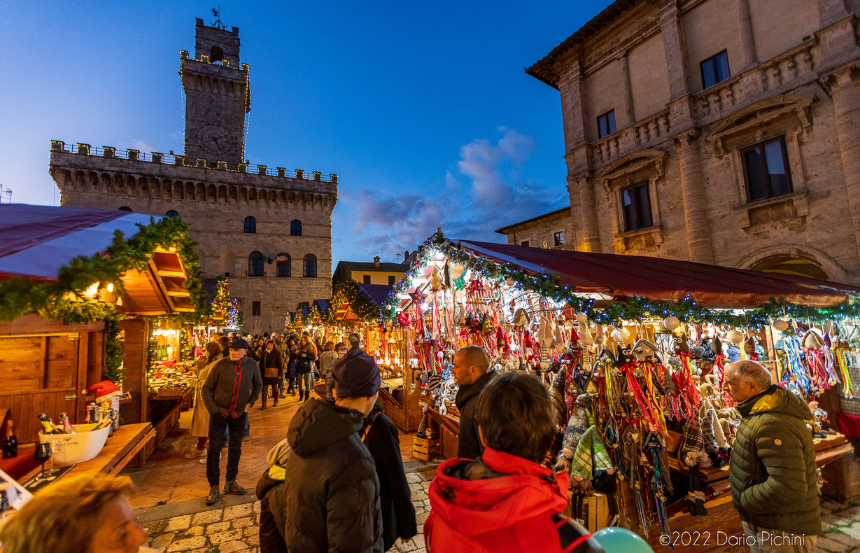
{"left": 634, "top": 432, "right": 856, "bottom": 552}
{"left": 20, "top": 423, "right": 155, "bottom": 485}
{"left": 421, "top": 402, "right": 461, "bottom": 459}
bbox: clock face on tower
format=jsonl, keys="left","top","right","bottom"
{"left": 198, "top": 125, "right": 230, "bottom": 156}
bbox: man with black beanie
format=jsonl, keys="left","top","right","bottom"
{"left": 270, "top": 345, "right": 383, "bottom": 552}
{"left": 201, "top": 338, "right": 262, "bottom": 505}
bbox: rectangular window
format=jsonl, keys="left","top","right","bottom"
{"left": 741, "top": 137, "right": 792, "bottom": 202}
{"left": 597, "top": 110, "right": 617, "bottom": 139}
{"left": 363, "top": 275, "right": 371, "bottom": 284}
{"left": 554, "top": 232, "right": 564, "bottom": 246}
{"left": 520, "top": 240, "right": 530, "bottom": 248}
{"left": 701, "top": 50, "right": 730, "bottom": 89}
{"left": 621, "top": 182, "right": 653, "bottom": 232}
{"left": 252, "top": 301, "right": 261, "bottom": 317}
{"left": 388, "top": 275, "right": 395, "bottom": 285}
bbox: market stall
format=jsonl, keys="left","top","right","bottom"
{"left": 0, "top": 204, "right": 207, "bottom": 482}
{"left": 385, "top": 231, "right": 860, "bottom": 544}
{"left": 324, "top": 281, "right": 420, "bottom": 431}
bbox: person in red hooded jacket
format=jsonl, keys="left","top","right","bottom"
{"left": 425, "top": 372, "right": 604, "bottom": 553}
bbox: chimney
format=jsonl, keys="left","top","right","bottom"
{"left": 373, "top": 256, "right": 380, "bottom": 269}
{"left": 404, "top": 250, "right": 409, "bottom": 262}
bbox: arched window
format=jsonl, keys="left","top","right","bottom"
{"left": 248, "top": 251, "right": 265, "bottom": 277}
{"left": 118, "top": 206, "right": 132, "bottom": 212}
{"left": 166, "top": 210, "right": 179, "bottom": 217}
{"left": 303, "top": 254, "right": 317, "bottom": 278}
{"left": 290, "top": 220, "right": 302, "bottom": 236}
{"left": 219, "top": 250, "right": 235, "bottom": 276}
{"left": 244, "top": 216, "right": 256, "bottom": 233}
{"left": 276, "top": 253, "right": 291, "bottom": 277}
{"left": 210, "top": 45, "right": 224, "bottom": 63}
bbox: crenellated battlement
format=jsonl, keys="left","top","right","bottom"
{"left": 50, "top": 140, "right": 338, "bottom": 186}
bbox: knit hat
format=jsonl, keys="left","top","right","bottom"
{"left": 331, "top": 350, "right": 381, "bottom": 398}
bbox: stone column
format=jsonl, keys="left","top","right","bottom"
{"left": 557, "top": 53, "right": 589, "bottom": 155}
{"left": 618, "top": 51, "right": 636, "bottom": 127}
{"left": 830, "top": 67, "right": 860, "bottom": 263}
{"left": 736, "top": 0, "right": 757, "bottom": 70}
{"left": 676, "top": 131, "right": 715, "bottom": 264}
{"left": 818, "top": 0, "right": 849, "bottom": 27}
{"left": 660, "top": 6, "right": 690, "bottom": 102}
{"left": 569, "top": 173, "right": 602, "bottom": 252}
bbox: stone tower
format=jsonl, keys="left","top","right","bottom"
{"left": 181, "top": 18, "right": 249, "bottom": 166}
{"left": 50, "top": 18, "right": 338, "bottom": 333}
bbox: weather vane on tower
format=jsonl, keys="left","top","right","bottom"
{"left": 211, "top": 6, "right": 226, "bottom": 30}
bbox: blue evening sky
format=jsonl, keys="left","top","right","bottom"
{"left": 0, "top": 1, "right": 609, "bottom": 267}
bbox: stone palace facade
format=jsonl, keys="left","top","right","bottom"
{"left": 500, "top": 0, "right": 860, "bottom": 284}
{"left": 50, "top": 18, "right": 337, "bottom": 333}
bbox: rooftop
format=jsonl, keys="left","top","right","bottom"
{"left": 525, "top": 0, "right": 637, "bottom": 88}
{"left": 495, "top": 206, "right": 571, "bottom": 234}
{"left": 335, "top": 260, "right": 408, "bottom": 273}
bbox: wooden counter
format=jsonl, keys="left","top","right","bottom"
{"left": 22, "top": 423, "right": 155, "bottom": 485}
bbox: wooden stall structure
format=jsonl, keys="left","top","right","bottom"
{"left": 321, "top": 281, "right": 422, "bottom": 432}
{"left": 0, "top": 205, "right": 204, "bottom": 474}
{"left": 383, "top": 232, "right": 860, "bottom": 543}
{"left": 0, "top": 315, "right": 105, "bottom": 446}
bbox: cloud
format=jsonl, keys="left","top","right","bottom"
{"left": 118, "top": 140, "right": 159, "bottom": 153}
{"left": 347, "top": 128, "right": 566, "bottom": 260}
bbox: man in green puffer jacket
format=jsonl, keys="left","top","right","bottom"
{"left": 725, "top": 360, "right": 819, "bottom": 553}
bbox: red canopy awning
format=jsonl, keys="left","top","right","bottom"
{"left": 455, "top": 239, "right": 860, "bottom": 309}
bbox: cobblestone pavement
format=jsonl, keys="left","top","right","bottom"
{"left": 814, "top": 498, "right": 860, "bottom": 553}
{"left": 139, "top": 467, "right": 436, "bottom": 553}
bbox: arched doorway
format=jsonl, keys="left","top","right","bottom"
{"left": 749, "top": 255, "right": 829, "bottom": 280}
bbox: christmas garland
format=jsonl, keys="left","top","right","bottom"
{"left": 0, "top": 216, "right": 208, "bottom": 385}
{"left": 0, "top": 215, "right": 208, "bottom": 321}
{"left": 324, "top": 280, "right": 382, "bottom": 324}
{"left": 383, "top": 230, "right": 860, "bottom": 329}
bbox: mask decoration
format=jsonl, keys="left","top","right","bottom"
{"left": 632, "top": 339, "right": 659, "bottom": 363}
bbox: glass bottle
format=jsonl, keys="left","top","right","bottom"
{"left": 59, "top": 412, "right": 76, "bottom": 434}
{"left": 2, "top": 420, "right": 17, "bottom": 458}
{"left": 38, "top": 413, "right": 59, "bottom": 435}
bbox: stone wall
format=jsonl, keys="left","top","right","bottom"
{"left": 50, "top": 146, "right": 336, "bottom": 333}
{"left": 529, "top": 0, "right": 860, "bottom": 284}
{"left": 500, "top": 211, "right": 577, "bottom": 251}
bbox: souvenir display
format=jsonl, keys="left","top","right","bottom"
{"left": 371, "top": 231, "right": 860, "bottom": 536}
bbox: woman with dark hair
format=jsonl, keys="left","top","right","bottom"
{"left": 260, "top": 340, "right": 284, "bottom": 409}
{"left": 295, "top": 336, "right": 316, "bottom": 402}
{"left": 186, "top": 342, "right": 222, "bottom": 459}
{"left": 285, "top": 337, "right": 299, "bottom": 396}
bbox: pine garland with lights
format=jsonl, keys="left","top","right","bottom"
{"left": 324, "top": 280, "right": 382, "bottom": 324}
{"left": 0, "top": 215, "right": 209, "bottom": 322}
{"left": 383, "top": 230, "right": 860, "bottom": 329}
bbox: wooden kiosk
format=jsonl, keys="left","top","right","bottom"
{"left": 0, "top": 205, "right": 204, "bottom": 479}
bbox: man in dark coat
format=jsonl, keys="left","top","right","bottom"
{"left": 725, "top": 360, "right": 819, "bottom": 552}
{"left": 201, "top": 338, "right": 262, "bottom": 505}
{"left": 363, "top": 402, "right": 417, "bottom": 551}
{"left": 268, "top": 345, "right": 384, "bottom": 552}
{"left": 451, "top": 345, "right": 495, "bottom": 459}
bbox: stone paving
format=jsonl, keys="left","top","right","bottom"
{"left": 140, "top": 468, "right": 436, "bottom": 553}
{"left": 814, "top": 498, "right": 860, "bottom": 553}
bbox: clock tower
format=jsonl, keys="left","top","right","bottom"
{"left": 181, "top": 18, "right": 250, "bottom": 166}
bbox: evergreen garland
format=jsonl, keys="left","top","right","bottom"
{"left": 324, "top": 280, "right": 382, "bottom": 324}
{"left": 0, "top": 215, "right": 209, "bottom": 385}
{"left": 0, "top": 215, "right": 208, "bottom": 321}
{"left": 383, "top": 230, "right": 860, "bottom": 329}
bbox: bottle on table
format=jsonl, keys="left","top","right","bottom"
{"left": 2, "top": 420, "right": 17, "bottom": 458}
{"left": 38, "top": 413, "right": 60, "bottom": 435}
{"left": 59, "top": 412, "right": 76, "bottom": 434}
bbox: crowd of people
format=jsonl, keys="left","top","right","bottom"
{"left": 0, "top": 334, "right": 824, "bottom": 553}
